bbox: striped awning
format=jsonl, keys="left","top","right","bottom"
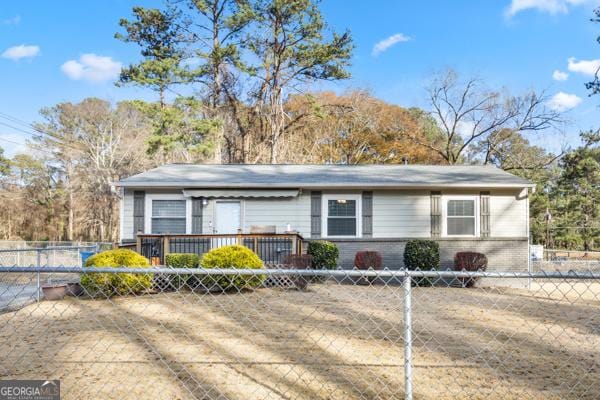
{"left": 182, "top": 189, "right": 299, "bottom": 198}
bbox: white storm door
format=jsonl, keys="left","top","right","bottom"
{"left": 215, "top": 201, "right": 241, "bottom": 234}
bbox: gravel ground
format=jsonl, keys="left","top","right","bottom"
{"left": 0, "top": 281, "right": 598, "bottom": 400}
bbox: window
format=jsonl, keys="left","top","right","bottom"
{"left": 446, "top": 199, "right": 476, "bottom": 236}
{"left": 151, "top": 200, "right": 186, "bottom": 234}
{"left": 324, "top": 195, "right": 360, "bottom": 237}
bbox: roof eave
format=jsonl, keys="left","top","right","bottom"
{"left": 114, "top": 181, "right": 535, "bottom": 190}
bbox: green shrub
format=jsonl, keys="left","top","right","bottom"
{"left": 165, "top": 253, "right": 200, "bottom": 268}
{"left": 307, "top": 241, "right": 339, "bottom": 270}
{"left": 164, "top": 253, "right": 200, "bottom": 290}
{"left": 81, "top": 249, "right": 152, "bottom": 297}
{"left": 403, "top": 240, "right": 440, "bottom": 286}
{"left": 200, "top": 245, "right": 264, "bottom": 290}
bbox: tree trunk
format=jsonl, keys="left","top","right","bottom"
{"left": 270, "top": 131, "right": 278, "bottom": 163}
{"left": 213, "top": 125, "right": 224, "bottom": 163}
{"left": 62, "top": 160, "right": 74, "bottom": 241}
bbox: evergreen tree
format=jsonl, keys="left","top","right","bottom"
{"left": 116, "top": 6, "right": 187, "bottom": 106}
{"left": 585, "top": 8, "right": 600, "bottom": 96}
{"left": 555, "top": 131, "right": 600, "bottom": 250}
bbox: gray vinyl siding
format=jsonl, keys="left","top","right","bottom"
{"left": 490, "top": 188, "right": 528, "bottom": 237}
{"left": 372, "top": 190, "right": 431, "bottom": 238}
{"left": 371, "top": 189, "right": 527, "bottom": 239}
{"left": 242, "top": 192, "right": 311, "bottom": 237}
{"left": 121, "top": 188, "right": 135, "bottom": 241}
{"left": 118, "top": 187, "right": 528, "bottom": 241}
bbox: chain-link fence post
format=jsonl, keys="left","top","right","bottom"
{"left": 403, "top": 273, "right": 412, "bottom": 400}
{"left": 36, "top": 249, "right": 41, "bottom": 302}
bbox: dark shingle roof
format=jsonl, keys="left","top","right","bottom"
{"left": 116, "top": 164, "right": 534, "bottom": 189}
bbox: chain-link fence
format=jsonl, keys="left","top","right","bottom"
{"left": 532, "top": 259, "right": 600, "bottom": 273}
{"left": 0, "top": 243, "right": 112, "bottom": 308}
{"left": 0, "top": 246, "right": 97, "bottom": 268}
{"left": 0, "top": 266, "right": 598, "bottom": 400}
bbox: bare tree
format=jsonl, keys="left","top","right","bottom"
{"left": 33, "top": 99, "right": 153, "bottom": 241}
{"left": 247, "top": 0, "right": 353, "bottom": 163}
{"left": 407, "top": 70, "right": 562, "bottom": 164}
{"left": 472, "top": 128, "right": 564, "bottom": 172}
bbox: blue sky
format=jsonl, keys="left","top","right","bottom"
{"left": 0, "top": 0, "right": 599, "bottom": 157}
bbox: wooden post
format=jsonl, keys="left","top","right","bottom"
{"left": 136, "top": 232, "right": 142, "bottom": 254}
{"left": 292, "top": 235, "right": 298, "bottom": 255}
{"left": 162, "top": 236, "right": 170, "bottom": 265}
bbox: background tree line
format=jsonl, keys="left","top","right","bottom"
{"left": 0, "top": 0, "right": 597, "bottom": 250}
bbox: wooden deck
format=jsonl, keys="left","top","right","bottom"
{"left": 126, "top": 233, "right": 304, "bottom": 265}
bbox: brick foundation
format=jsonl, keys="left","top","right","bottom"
{"left": 312, "top": 238, "right": 529, "bottom": 274}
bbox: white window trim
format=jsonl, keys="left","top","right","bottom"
{"left": 442, "top": 195, "right": 479, "bottom": 238}
{"left": 144, "top": 193, "right": 191, "bottom": 234}
{"left": 322, "top": 194, "right": 362, "bottom": 238}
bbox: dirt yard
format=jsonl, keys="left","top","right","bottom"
{"left": 0, "top": 281, "right": 598, "bottom": 400}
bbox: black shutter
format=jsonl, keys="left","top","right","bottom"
{"left": 133, "top": 191, "right": 145, "bottom": 236}
{"left": 480, "top": 191, "right": 490, "bottom": 238}
{"left": 362, "top": 191, "right": 373, "bottom": 237}
{"left": 430, "top": 191, "right": 441, "bottom": 237}
{"left": 311, "top": 191, "right": 322, "bottom": 238}
{"left": 191, "top": 198, "right": 203, "bottom": 234}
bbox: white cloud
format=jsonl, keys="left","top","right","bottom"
{"left": 2, "top": 15, "right": 21, "bottom": 25}
{"left": 552, "top": 70, "right": 569, "bottom": 81}
{"left": 61, "top": 54, "right": 122, "bottom": 83}
{"left": 567, "top": 57, "right": 600, "bottom": 76}
{"left": 505, "top": 0, "right": 592, "bottom": 17}
{"left": 1, "top": 44, "right": 40, "bottom": 61}
{"left": 372, "top": 33, "right": 411, "bottom": 56}
{"left": 547, "top": 91, "right": 582, "bottom": 111}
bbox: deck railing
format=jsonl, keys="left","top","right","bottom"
{"left": 131, "top": 233, "right": 304, "bottom": 265}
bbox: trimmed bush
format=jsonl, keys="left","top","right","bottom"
{"left": 354, "top": 250, "right": 383, "bottom": 284}
{"left": 200, "top": 245, "right": 264, "bottom": 290}
{"left": 307, "top": 241, "right": 339, "bottom": 270}
{"left": 282, "top": 254, "right": 313, "bottom": 269}
{"left": 166, "top": 253, "right": 200, "bottom": 268}
{"left": 403, "top": 240, "right": 440, "bottom": 286}
{"left": 454, "top": 251, "right": 488, "bottom": 288}
{"left": 163, "top": 253, "right": 200, "bottom": 290}
{"left": 81, "top": 249, "right": 152, "bottom": 297}
{"left": 354, "top": 251, "right": 383, "bottom": 270}
{"left": 281, "top": 254, "right": 313, "bottom": 289}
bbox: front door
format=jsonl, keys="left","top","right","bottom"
{"left": 215, "top": 201, "right": 241, "bottom": 234}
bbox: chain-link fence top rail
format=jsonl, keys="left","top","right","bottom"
{"left": 532, "top": 260, "right": 600, "bottom": 272}
{"left": 0, "top": 267, "right": 599, "bottom": 400}
{"left": 0, "top": 246, "right": 106, "bottom": 288}
{"left": 0, "top": 244, "right": 113, "bottom": 268}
